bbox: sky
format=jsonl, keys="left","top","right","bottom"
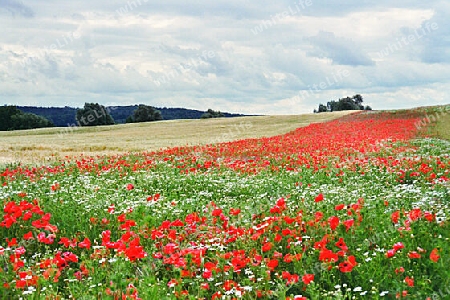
{"left": 0, "top": 0, "right": 449, "bottom": 115}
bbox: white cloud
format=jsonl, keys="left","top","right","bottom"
{"left": 0, "top": 0, "right": 448, "bottom": 114}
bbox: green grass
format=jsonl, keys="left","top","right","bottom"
{"left": 427, "top": 105, "right": 450, "bottom": 141}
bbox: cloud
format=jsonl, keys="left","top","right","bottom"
{"left": 0, "top": 0, "right": 448, "bottom": 115}
{"left": 306, "top": 31, "right": 374, "bottom": 66}
{"left": 0, "top": 0, "right": 33, "bottom": 17}
{"left": 418, "top": 2, "right": 450, "bottom": 63}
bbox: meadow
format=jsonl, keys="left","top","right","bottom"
{"left": 0, "top": 106, "right": 449, "bottom": 299}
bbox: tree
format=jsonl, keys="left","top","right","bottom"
{"left": 318, "top": 104, "right": 327, "bottom": 113}
{"left": 201, "top": 109, "right": 225, "bottom": 119}
{"left": 352, "top": 94, "right": 364, "bottom": 109}
{"left": 76, "top": 103, "right": 114, "bottom": 126}
{"left": 339, "top": 97, "right": 360, "bottom": 110}
{"left": 0, "top": 105, "right": 54, "bottom": 131}
{"left": 10, "top": 113, "right": 54, "bottom": 130}
{"left": 0, "top": 105, "right": 21, "bottom": 131}
{"left": 327, "top": 100, "right": 338, "bottom": 112}
{"left": 127, "top": 105, "right": 162, "bottom": 123}
{"left": 316, "top": 95, "right": 370, "bottom": 113}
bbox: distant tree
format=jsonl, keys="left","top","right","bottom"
{"left": 326, "top": 100, "right": 339, "bottom": 112}
{"left": 353, "top": 94, "right": 364, "bottom": 109}
{"left": 10, "top": 113, "right": 54, "bottom": 130}
{"left": 0, "top": 105, "right": 21, "bottom": 130}
{"left": 201, "top": 109, "right": 225, "bottom": 119}
{"left": 318, "top": 104, "right": 327, "bottom": 113}
{"left": 316, "top": 95, "right": 370, "bottom": 113}
{"left": 0, "top": 105, "right": 53, "bottom": 131}
{"left": 127, "top": 105, "right": 162, "bottom": 123}
{"left": 76, "top": 103, "right": 114, "bottom": 126}
{"left": 339, "top": 97, "right": 360, "bottom": 110}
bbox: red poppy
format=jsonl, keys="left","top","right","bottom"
{"left": 408, "top": 251, "right": 421, "bottom": 259}
{"left": 343, "top": 219, "right": 354, "bottom": 231}
{"left": 315, "top": 193, "right": 324, "bottom": 202}
{"left": 392, "top": 242, "right": 404, "bottom": 252}
{"left": 335, "top": 237, "right": 348, "bottom": 252}
{"left": 386, "top": 249, "right": 396, "bottom": 258}
{"left": 262, "top": 242, "right": 273, "bottom": 252}
{"left": 408, "top": 208, "right": 422, "bottom": 221}
{"left": 319, "top": 248, "right": 339, "bottom": 263}
{"left": 430, "top": 248, "right": 440, "bottom": 262}
{"left": 200, "top": 282, "right": 209, "bottom": 290}
{"left": 78, "top": 238, "right": 91, "bottom": 249}
{"left": 230, "top": 208, "right": 241, "bottom": 216}
{"left": 267, "top": 258, "right": 279, "bottom": 270}
{"left": 23, "top": 231, "right": 33, "bottom": 240}
{"left": 404, "top": 276, "right": 414, "bottom": 287}
{"left": 339, "top": 255, "right": 357, "bottom": 273}
{"left": 328, "top": 216, "right": 340, "bottom": 230}
{"left": 335, "top": 204, "right": 345, "bottom": 210}
{"left": 223, "top": 280, "right": 236, "bottom": 291}
{"left": 212, "top": 208, "right": 223, "bottom": 217}
{"left": 391, "top": 210, "right": 400, "bottom": 224}
{"left": 302, "top": 273, "right": 314, "bottom": 285}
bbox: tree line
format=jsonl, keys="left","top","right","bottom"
{"left": 314, "top": 94, "right": 372, "bottom": 113}
{"left": 0, "top": 106, "right": 54, "bottom": 131}
{"left": 1, "top": 104, "right": 243, "bottom": 131}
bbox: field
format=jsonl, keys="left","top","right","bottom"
{"left": 0, "top": 107, "right": 449, "bottom": 299}
{"left": 0, "top": 112, "right": 352, "bottom": 166}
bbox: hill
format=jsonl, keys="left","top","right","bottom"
{"left": 17, "top": 106, "right": 246, "bottom": 127}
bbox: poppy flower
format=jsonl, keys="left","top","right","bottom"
{"left": 230, "top": 208, "right": 241, "bottom": 216}
{"left": 262, "top": 242, "right": 273, "bottom": 252}
{"left": 315, "top": 193, "right": 324, "bottom": 202}
{"left": 386, "top": 249, "right": 396, "bottom": 258}
{"left": 200, "top": 282, "right": 209, "bottom": 290}
{"left": 319, "top": 248, "right": 339, "bottom": 263}
{"left": 267, "top": 258, "right": 279, "bottom": 270}
{"left": 302, "top": 273, "right": 314, "bottom": 285}
{"left": 392, "top": 242, "right": 404, "bottom": 252}
{"left": 408, "top": 251, "right": 421, "bottom": 259}
{"left": 335, "top": 204, "right": 345, "bottom": 210}
{"left": 335, "top": 237, "right": 348, "bottom": 252}
{"left": 404, "top": 276, "right": 414, "bottom": 287}
{"left": 430, "top": 248, "right": 440, "bottom": 262}
{"left": 339, "top": 255, "right": 357, "bottom": 273}
{"left": 23, "top": 231, "right": 33, "bottom": 240}
{"left": 78, "top": 238, "right": 91, "bottom": 249}
{"left": 212, "top": 208, "right": 222, "bottom": 217}
{"left": 202, "top": 269, "right": 212, "bottom": 279}
{"left": 343, "top": 219, "right": 354, "bottom": 231}
{"left": 328, "top": 216, "right": 340, "bottom": 230}
{"left": 391, "top": 210, "right": 400, "bottom": 224}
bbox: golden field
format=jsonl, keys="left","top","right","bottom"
{"left": 0, "top": 111, "right": 353, "bottom": 165}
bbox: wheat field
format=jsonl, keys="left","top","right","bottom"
{"left": 0, "top": 111, "right": 354, "bottom": 165}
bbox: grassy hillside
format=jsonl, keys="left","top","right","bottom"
{"left": 0, "top": 111, "right": 352, "bottom": 165}
{"left": 425, "top": 106, "right": 450, "bottom": 140}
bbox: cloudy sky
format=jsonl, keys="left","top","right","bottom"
{"left": 1, "top": 0, "right": 449, "bottom": 114}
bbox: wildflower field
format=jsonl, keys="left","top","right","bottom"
{"left": 1, "top": 108, "right": 449, "bottom": 299}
